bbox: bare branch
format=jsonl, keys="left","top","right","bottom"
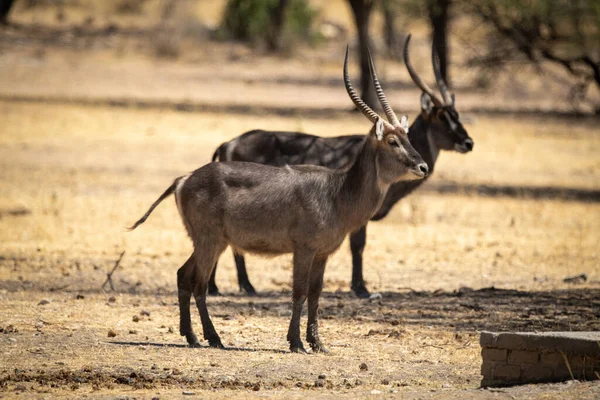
{"left": 102, "top": 251, "right": 126, "bottom": 292}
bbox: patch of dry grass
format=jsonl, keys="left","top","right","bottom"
{"left": 0, "top": 101, "right": 598, "bottom": 291}
{"left": 0, "top": 101, "right": 598, "bottom": 398}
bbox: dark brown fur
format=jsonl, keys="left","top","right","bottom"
{"left": 130, "top": 122, "right": 426, "bottom": 352}
{"left": 209, "top": 92, "right": 473, "bottom": 298}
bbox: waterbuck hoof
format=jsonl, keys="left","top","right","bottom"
{"left": 290, "top": 344, "right": 307, "bottom": 354}
{"left": 352, "top": 285, "right": 371, "bottom": 299}
{"left": 207, "top": 287, "right": 222, "bottom": 296}
{"left": 188, "top": 341, "right": 201, "bottom": 348}
{"left": 310, "top": 343, "right": 330, "bottom": 354}
{"left": 240, "top": 284, "right": 257, "bottom": 296}
{"left": 208, "top": 338, "right": 225, "bottom": 349}
{"left": 185, "top": 333, "right": 201, "bottom": 347}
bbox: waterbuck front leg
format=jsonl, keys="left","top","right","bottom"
{"left": 177, "top": 255, "right": 201, "bottom": 347}
{"left": 287, "top": 249, "right": 315, "bottom": 353}
{"left": 233, "top": 252, "right": 257, "bottom": 295}
{"left": 306, "top": 255, "right": 329, "bottom": 353}
{"left": 350, "top": 225, "right": 371, "bottom": 299}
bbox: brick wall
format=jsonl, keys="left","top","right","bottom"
{"left": 480, "top": 331, "right": 600, "bottom": 387}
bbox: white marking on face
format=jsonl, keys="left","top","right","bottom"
{"left": 444, "top": 112, "right": 458, "bottom": 132}
{"left": 390, "top": 135, "right": 409, "bottom": 157}
{"left": 454, "top": 143, "right": 469, "bottom": 153}
{"left": 399, "top": 142, "right": 409, "bottom": 157}
{"left": 375, "top": 119, "right": 384, "bottom": 141}
{"left": 397, "top": 169, "right": 424, "bottom": 182}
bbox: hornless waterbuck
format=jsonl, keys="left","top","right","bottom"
{"left": 208, "top": 34, "right": 473, "bottom": 299}
{"left": 129, "top": 48, "right": 428, "bottom": 352}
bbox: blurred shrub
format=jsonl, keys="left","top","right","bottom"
{"left": 22, "top": 0, "right": 68, "bottom": 8}
{"left": 466, "top": 0, "right": 600, "bottom": 113}
{"left": 151, "top": 0, "right": 209, "bottom": 59}
{"left": 219, "top": 0, "right": 319, "bottom": 51}
{"left": 115, "top": 0, "right": 149, "bottom": 15}
{"left": 154, "top": 31, "right": 181, "bottom": 58}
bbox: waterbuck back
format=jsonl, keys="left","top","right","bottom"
{"left": 129, "top": 46, "right": 428, "bottom": 352}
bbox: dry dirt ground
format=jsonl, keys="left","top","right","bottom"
{"left": 0, "top": 100, "right": 598, "bottom": 399}
{"left": 1, "top": 3, "right": 600, "bottom": 398}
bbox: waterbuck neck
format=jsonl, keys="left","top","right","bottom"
{"left": 409, "top": 114, "right": 438, "bottom": 173}
{"left": 338, "top": 138, "right": 387, "bottom": 231}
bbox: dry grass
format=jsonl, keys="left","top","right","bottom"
{"left": 0, "top": 100, "right": 598, "bottom": 398}
{"left": 0, "top": 100, "right": 598, "bottom": 290}
{"left": 0, "top": 2, "right": 599, "bottom": 397}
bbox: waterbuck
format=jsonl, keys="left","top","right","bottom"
{"left": 208, "top": 34, "right": 474, "bottom": 298}
{"left": 129, "top": 48, "right": 428, "bottom": 352}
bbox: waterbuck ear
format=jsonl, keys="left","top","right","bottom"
{"left": 400, "top": 115, "right": 409, "bottom": 134}
{"left": 420, "top": 92, "right": 434, "bottom": 115}
{"left": 375, "top": 118, "right": 384, "bottom": 141}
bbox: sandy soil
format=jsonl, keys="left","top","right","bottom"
{"left": 0, "top": 100, "right": 598, "bottom": 399}
{"left": 1, "top": 4, "right": 599, "bottom": 398}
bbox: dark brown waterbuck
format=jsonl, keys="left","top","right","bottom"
{"left": 129, "top": 47, "right": 427, "bottom": 352}
{"left": 209, "top": 34, "right": 474, "bottom": 299}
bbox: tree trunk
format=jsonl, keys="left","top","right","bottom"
{"left": 266, "top": 0, "right": 290, "bottom": 52}
{"left": 427, "top": 0, "right": 451, "bottom": 86}
{"left": 382, "top": 0, "right": 400, "bottom": 59}
{"left": 348, "top": 0, "right": 377, "bottom": 110}
{"left": 0, "top": 0, "right": 15, "bottom": 24}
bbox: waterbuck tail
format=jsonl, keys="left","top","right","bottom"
{"left": 128, "top": 178, "right": 181, "bottom": 231}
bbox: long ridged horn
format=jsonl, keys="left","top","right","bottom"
{"left": 366, "top": 47, "right": 400, "bottom": 126}
{"left": 403, "top": 34, "right": 444, "bottom": 107}
{"left": 344, "top": 46, "right": 392, "bottom": 128}
{"left": 432, "top": 40, "right": 453, "bottom": 105}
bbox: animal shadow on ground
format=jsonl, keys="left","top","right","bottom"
{"left": 106, "top": 287, "right": 599, "bottom": 352}
{"left": 108, "top": 340, "right": 288, "bottom": 354}
{"left": 201, "top": 287, "right": 600, "bottom": 333}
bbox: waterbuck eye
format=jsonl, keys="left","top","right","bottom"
{"left": 388, "top": 138, "right": 399, "bottom": 148}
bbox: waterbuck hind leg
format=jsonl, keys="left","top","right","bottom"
{"left": 286, "top": 249, "right": 315, "bottom": 353}
{"left": 350, "top": 225, "right": 371, "bottom": 299}
{"left": 177, "top": 256, "right": 201, "bottom": 347}
{"left": 192, "top": 246, "right": 226, "bottom": 349}
{"left": 234, "top": 252, "right": 257, "bottom": 295}
{"left": 306, "top": 256, "right": 329, "bottom": 354}
{"left": 207, "top": 262, "right": 221, "bottom": 296}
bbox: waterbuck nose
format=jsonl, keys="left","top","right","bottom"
{"left": 417, "top": 163, "right": 429, "bottom": 177}
{"left": 463, "top": 138, "right": 474, "bottom": 151}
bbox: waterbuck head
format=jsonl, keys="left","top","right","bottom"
{"left": 344, "top": 46, "right": 429, "bottom": 182}
{"left": 404, "top": 34, "right": 474, "bottom": 154}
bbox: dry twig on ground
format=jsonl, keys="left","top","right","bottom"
{"left": 102, "top": 251, "right": 126, "bottom": 292}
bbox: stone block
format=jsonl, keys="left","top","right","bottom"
{"left": 482, "top": 348, "right": 507, "bottom": 362}
{"left": 540, "top": 351, "right": 563, "bottom": 366}
{"left": 488, "top": 332, "right": 600, "bottom": 353}
{"left": 481, "top": 361, "right": 495, "bottom": 377}
{"left": 567, "top": 354, "right": 585, "bottom": 368}
{"left": 496, "top": 334, "right": 526, "bottom": 350}
{"left": 494, "top": 364, "right": 521, "bottom": 380}
{"left": 522, "top": 364, "right": 553, "bottom": 382}
{"left": 480, "top": 379, "right": 504, "bottom": 388}
{"left": 552, "top": 365, "right": 575, "bottom": 381}
{"left": 480, "top": 332, "right": 600, "bottom": 388}
{"left": 480, "top": 331, "right": 498, "bottom": 347}
{"left": 508, "top": 350, "right": 539, "bottom": 364}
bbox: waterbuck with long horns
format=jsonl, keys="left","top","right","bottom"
{"left": 129, "top": 47, "right": 428, "bottom": 352}
{"left": 208, "top": 34, "right": 473, "bottom": 298}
